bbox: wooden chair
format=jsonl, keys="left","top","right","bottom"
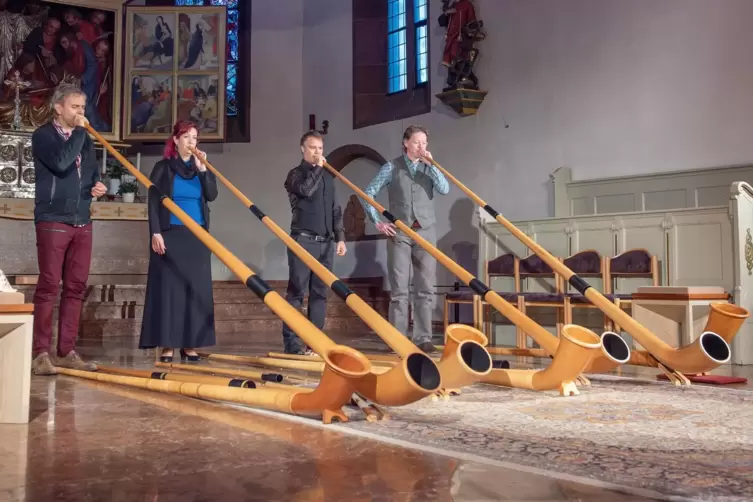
{"left": 442, "top": 253, "right": 515, "bottom": 332}
{"left": 560, "top": 249, "right": 609, "bottom": 331}
{"left": 481, "top": 253, "right": 525, "bottom": 343}
{"left": 605, "top": 248, "right": 660, "bottom": 331}
{"left": 443, "top": 286, "right": 481, "bottom": 332}
{"left": 516, "top": 254, "right": 566, "bottom": 345}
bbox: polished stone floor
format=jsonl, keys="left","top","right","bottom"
{"left": 3, "top": 331, "right": 750, "bottom": 501}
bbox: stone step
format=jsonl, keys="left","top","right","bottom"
{"left": 75, "top": 330, "right": 398, "bottom": 358}
{"left": 77, "top": 299, "right": 388, "bottom": 321}
{"left": 80, "top": 316, "right": 380, "bottom": 339}
{"left": 19, "top": 277, "right": 398, "bottom": 339}
{"left": 14, "top": 280, "right": 389, "bottom": 305}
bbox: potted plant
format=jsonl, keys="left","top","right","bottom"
{"left": 106, "top": 159, "right": 127, "bottom": 195}
{"left": 118, "top": 180, "right": 139, "bottom": 203}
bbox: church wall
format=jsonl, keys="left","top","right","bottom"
{"left": 300, "top": 0, "right": 753, "bottom": 305}
{"left": 138, "top": 0, "right": 753, "bottom": 296}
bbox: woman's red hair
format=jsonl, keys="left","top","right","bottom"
{"left": 163, "top": 120, "right": 198, "bottom": 159}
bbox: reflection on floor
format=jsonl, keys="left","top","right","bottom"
{"left": 3, "top": 331, "right": 751, "bottom": 501}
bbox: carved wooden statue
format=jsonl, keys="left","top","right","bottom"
{"left": 438, "top": 0, "right": 486, "bottom": 91}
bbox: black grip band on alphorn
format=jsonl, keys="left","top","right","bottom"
{"left": 331, "top": 280, "right": 353, "bottom": 301}
{"left": 469, "top": 278, "right": 491, "bottom": 297}
{"left": 249, "top": 205, "right": 265, "bottom": 220}
{"left": 382, "top": 210, "right": 397, "bottom": 223}
{"left": 151, "top": 372, "right": 166, "bottom": 380}
{"left": 228, "top": 378, "right": 249, "bottom": 388}
{"left": 262, "top": 373, "right": 283, "bottom": 383}
{"left": 568, "top": 275, "right": 591, "bottom": 295}
{"left": 246, "top": 275, "right": 272, "bottom": 300}
{"left": 229, "top": 379, "right": 256, "bottom": 388}
{"left": 483, "top": 205, "right": 499, "bottom": 219}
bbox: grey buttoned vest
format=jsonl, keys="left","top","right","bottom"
{"left": 387, "top": 155, "right": 436, "bottom": 229}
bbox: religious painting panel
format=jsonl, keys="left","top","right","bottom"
{"left": 127, "top": 73, "right": 174, "bottom": 137}
{"left": 0, "top": 0, "right": 123, "bottom": 140}
{"left": 177, "top": 11, "right": 221, "bottom": 71}
{"left": 176, "top": 74, "right": 219, "bottom": 135}
{"left": 129, "top": 11, "right": 175, "bottom": 71}
{"left": 124, "top": 6, "right": 226, "bottom": 142}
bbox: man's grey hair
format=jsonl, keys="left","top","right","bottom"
{"left": 50, "top": 82, "right": 85, "bottom": 110}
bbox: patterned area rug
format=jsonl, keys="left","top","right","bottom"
{"left": 338, "top": 376, "right": 753, "bottom": 501}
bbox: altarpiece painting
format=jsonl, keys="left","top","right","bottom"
{"left": 0, "top": 0, "right": 122, "bottom": 140}
{"left": 124, "top": 6, "right": 226, "bottom": 141}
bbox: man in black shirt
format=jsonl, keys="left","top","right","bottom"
{"left": 282, "top": 131, "right": 346, "bottom": 354}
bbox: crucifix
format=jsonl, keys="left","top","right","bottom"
{"left": 3, "top": 70, "right": 31, "bottom": 131}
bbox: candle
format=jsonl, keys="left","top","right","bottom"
{"left": 136, "top": 152, "right": 141, "bottom": 172}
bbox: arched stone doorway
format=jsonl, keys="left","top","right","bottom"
{"left": 326, "top": 144, "right": 386, "bottom": 172}
{"left": 326, "top": 144, "right": 387, "bottom": 242}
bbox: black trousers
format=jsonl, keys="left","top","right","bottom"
{"left": 282, "top": 234, "right": 334, "bottom": 353}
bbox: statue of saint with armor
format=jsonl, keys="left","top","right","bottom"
{"left": 438, "top": 0, "right": 486, "bottom": 91}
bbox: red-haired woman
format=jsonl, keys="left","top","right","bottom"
{"left": 139, "top": 120, "right": 218, "bottom": 362}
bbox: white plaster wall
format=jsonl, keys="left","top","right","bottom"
{"left": 138, "top": 0, "right": 753, "bottom": 298}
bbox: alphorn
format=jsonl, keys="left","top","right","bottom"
{"left": 213, "top": 323, "right": 603, "bottom": 396}
{"left": 96, "top": 365, "right": 257, "bottom": 388}
{"left": 57, "top": 366, "right": 362, "bottom": 423}
{"left": 152, "top": 361, "right": 386, "bottom": 418}
{"left": 319, "top": 161, "right": 629, "bottom": 382}
{"left": 154, "top": 362, "right": 285, "bottom": 383}
{"left": 80, "top": 124, "right": 372, "bottom": 423}
{"left": 153, "top": 361, "right": 316, "bottom": 388}
{"left": 421, "top": 156, "right": 744, "bottom": 383}
{"left": 197, "top": 352, "right": 394, "bottom": 375}
{"left": 153, "top": 362, "right": 298, "bottom": 390}
{"left": 188, "top": 147, "right": 458, "bottom": 404}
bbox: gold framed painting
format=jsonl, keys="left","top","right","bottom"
{"left": 123, "top": 6, "right": 227, "bottom": 142}
{"left": 0, "top": 0, "right": 123, "bottom": 141}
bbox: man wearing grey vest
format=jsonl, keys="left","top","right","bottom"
{"left": 361, "top": 125, "right": 450, "bottom": 353}
{"left": 283, "top": 131, "right": 347, "bottom": 354}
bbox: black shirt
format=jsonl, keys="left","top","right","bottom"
{"left": 284, "top": 160, "right": 344, "bottom": 242}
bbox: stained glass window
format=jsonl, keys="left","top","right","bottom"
{"left": 414, "top": 0, "right": 428, "bottom": 85}
{"left": 175, "top": 0, "right": 239, "bottom": 116}
{"left": 414, "top": 0, "right": 427, "bottom": 22}
{"left": 387, "top": 0, "right": 428, "bottom": 93}
{"left": 387, "top": 0, "right": 407, "bottom": 94}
